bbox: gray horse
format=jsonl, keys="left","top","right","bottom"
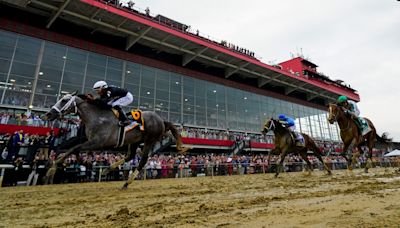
{"left": 44, "top": 92, "right": 188, "bottom": 189}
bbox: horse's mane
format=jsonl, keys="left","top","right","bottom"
{"left": 76, "top": 94, "right": 111, "bottom": 109}
{"left": 77, "top": 94, "right": 88, "bottom": 100}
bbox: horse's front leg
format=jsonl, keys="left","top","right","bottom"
{"left": 275, "top": 150, "right": 286, "bottom": 178}
{"left": 45, "top": 140, "right": 100, "bottom": 184}
{"left": 121, "top": 143, "right": 152, "bottom": 189}
{"left": 344, "top": 139, "right": 356, "bottom": 174}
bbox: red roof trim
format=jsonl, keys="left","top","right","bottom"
{"left": 80, "top": 0, "right": 359, "bottom": 101}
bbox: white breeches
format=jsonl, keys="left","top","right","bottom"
{"left": 108, "top": 92, "right": 133, "bottom": 107}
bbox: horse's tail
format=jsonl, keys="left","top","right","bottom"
{"left": 164, "top": 121, "right": 190, "bottom": 154}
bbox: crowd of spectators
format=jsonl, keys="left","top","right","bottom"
{"left": 1, "top": 112, "right": 396, "bottom": 186}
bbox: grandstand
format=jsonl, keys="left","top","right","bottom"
{"left": 0, "top": 0, "right": 360, "bottom": 153}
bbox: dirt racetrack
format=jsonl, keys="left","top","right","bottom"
{"left": 1, "top": 168, "right": 400, "bottom": 228}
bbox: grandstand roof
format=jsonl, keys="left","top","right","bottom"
{"left": 0, "top": 0, "right": 360, "bottom": 104}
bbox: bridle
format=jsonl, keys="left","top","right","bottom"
{"left": 51, "top": 95, "right": 84, "bottom": 115}
{"left": 329, "top": 104, "right": 351, "bottom": 132}
{"left": 328, "top": 104, "right": 340, "bottom": 122}
{"left": 264, "top": 119, "right": 276, "bottom": 132}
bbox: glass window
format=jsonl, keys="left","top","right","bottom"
{"left": 88, "top": 53, "right": 107, "bottom": 66}
{"left": 170, "top": 92, "right": 181, "bottom": 103}
{"left": 140, "top": 86, "right": 154, "bottom": 99}
{"left": 156, "top": 69, "right": 169, "bottom": 80}
{"left": 106, "top": 68, "right": 122, "bottom": 82}
{"left": 141, "top": 67, "right": 155, "bottom": 88}
{"left": 43, "top": 42, "right": 66, "bottom": 57}
{"left": 63, "top": 71, "right": 84, "bottom": 86}
{"left": 14, "top": 47, "right": 41, "bottom": 64}
{"left": 125, "top": 83, "right": 139, "bottom": 97}
{"left": 0, "top": 59, "right": 10, "bottom": 74}
{"left": 0, "top": 30, "right": 17, "bottom": 47}
{"left": 17, "top": 36, "right": 41, "bottom": 52}
{"left": 32, "top": 94, "right": 57, "bottom": 109}
{"left": 169, "top": 76, "right": 181, "bottom": 93}
{"left": 67, "top": 47, "right": 87, "bottom": 62}
{"left": 139, "top": 97, "right": 154, "bottom": 111}
{"left": 41, "top": 54, "right": 65, "bottom": 69}
{"left": 3, "top": 90, "right": 30, "bottom": 107}
{"left": 124, "top": 71, "right": 140, "bottom": 85}
{"left": 60, "top": 83, "right": 82, "bottom": 94}
{"left": 38, "top": 67, "right": 62, "bottom": 82}
{"left": 107, "top": 57, "right": 122, "bottom": 69}
{"left": 0, "top": 73, "right": 7, "bottom": 83}
{"left": 155, "top": 90, "right": 169, "bottom": 101}
{"left": 108, "top": 80, "right": 122, "bottom": 87}
{"left": 0, "top": 45, "right": 15, "bottom": 60}
{"left": 10, "top": 62, "right": 36, "bottom": 78}
{"left": 64, "top": 59, "right": 86, "bottom": 74}
{"left": 86, "top": 64, "right": 105, "bottom": 78}
{"left": 169, "top": 112, "right": 181, "bottom": 124}
{"left": 155, "top": 100, "right": 168, "bottom": 112}
{"left": 35, "top": 80, "right": 59, "bottom": 95}
{"left": 170, "top": 102, "right": 181, "bottom": 113}
{"left": 155, "top": 78, "right": 169, "bottom": 91}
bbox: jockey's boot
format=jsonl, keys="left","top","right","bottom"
{"left": 114, "top": 106, "right": 130, "bottom": 126}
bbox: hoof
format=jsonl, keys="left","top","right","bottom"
{"left": 274, "top": 174, "right": 279, "bottom": 178}
{"left": 364, "top": 168, "right": 369, "bottom": 173}
{"left": 327, "top": 171, "right": 332, "bottom": 176}
{"left": 121, "top": 183, "right": 128, "bottom": 190}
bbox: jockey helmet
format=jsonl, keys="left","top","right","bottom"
{"left": 337, "top": 95, "right": 348, "bottom": 103}
{"left": 93, "top": 81, "right": 108, "bottom": 91}
{"left": 278, "top": 114, "right": 286, "bottom": 120}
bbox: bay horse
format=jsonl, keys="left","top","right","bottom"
{"left": 262, "top": 118, "right": 331, "bottom": 177}
{"left": 44, "top": 93, "right": 188, "bottom": 189}
{"left": 327, "top": 103, "right": 387, "bottom": 173}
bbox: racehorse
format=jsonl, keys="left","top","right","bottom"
{"left": 327, "top": 103, "right": 388, "bottom": 173}
{"left": 44, "top": 92, "right": 188, "bottom": 189}
{"left": 262, "top": 118, "right": 331, "bottom": 177}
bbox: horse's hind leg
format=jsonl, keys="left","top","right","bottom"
{"left": 45, "top": 140, "right": 100, "bottom": 184}
{"left": 299, "top": 151, "right": 313, "bottom": 176}
{"left": 122, "top": 143, "right": 152, "bottom": 189}
{"left": 103, "top": 142, "right": 140, "bottom": 176}
{"left": 314, "top": 152, "right": 331, "bottom": 175}
{"left": 275, "top": 151, "right": 286, "bottom": 178}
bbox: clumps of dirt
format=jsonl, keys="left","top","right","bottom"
{"left": 105, "top": 206, "right": 139, "bottom": 223}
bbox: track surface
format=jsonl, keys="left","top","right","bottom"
{"left": 1, "top": 168, "right": 400, "bottom": 228}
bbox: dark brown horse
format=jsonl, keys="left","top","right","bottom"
{"left": 327, "top": 103, "right": 388, "bottom": 173}
{"left": 262, "top": 118, "right": 331, "bottom": 177}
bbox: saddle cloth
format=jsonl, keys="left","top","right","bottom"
{"left": 114, "top": 109, "right": 145, "bottom": 148}
{"left": 111, "top": 108, "right": 145, "bottom": 132}
{"left": 358, "top": 117, "right": 371, "bottom": 136}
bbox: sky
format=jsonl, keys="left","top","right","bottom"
{"left": 123, "top": 0, "right": 400, "bottom": 140}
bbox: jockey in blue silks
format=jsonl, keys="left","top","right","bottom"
{"left": 278, "top": 114, "right": 304, "bottom": 146}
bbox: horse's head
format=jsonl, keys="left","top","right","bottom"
{"left": 327, "top": 103, "right": 343, "bottom": 124}
{"left": 262, "top": 118, "right": 277, "bottom": 135}
{"left": 44, "top": 91, "right": 79, "bottom": 121}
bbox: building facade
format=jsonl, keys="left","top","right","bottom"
{"left": 0, "top": 28, "right": 341, "bottom": 141}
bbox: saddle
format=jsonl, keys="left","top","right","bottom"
{"left": 113, "top": 109, "right": 145, "bottom": 148}
{"left": 111, "top": 108, "right": 145, "bottom": 132}
{"left": 351, "top": 116, "right": 371, "bottom": 136}
{"left": 290, "top": 132, "right": 305, "bottom": 147}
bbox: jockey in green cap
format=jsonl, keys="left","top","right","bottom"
{"left": 337, "top": 95, "right": 369, "bottom": 135}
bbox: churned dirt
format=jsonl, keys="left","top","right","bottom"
{"left": 1, "top": 168, "right": 400, "bottom": 228}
